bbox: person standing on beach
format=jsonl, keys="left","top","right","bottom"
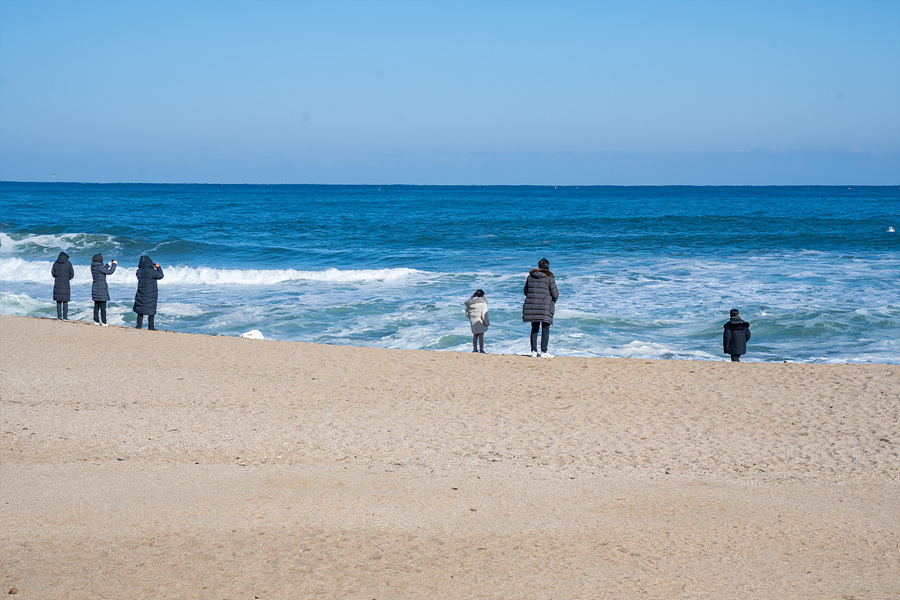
{"left": 90, "top": 253, "right": 117, "bottom": 326}
{"left": 133, "top": 255, "right": 164, "bottom": 330}
{"left": 50, "top": 251, "right": 74, "bottom": 321}
{"left": 723, "top": 308, "right": 751, "bottom": 362}
{"left": 523, "top": 257, "right": 559, "bottom": 358}
{"left": 464, "top": 289, "right": 491, "bottom": 353}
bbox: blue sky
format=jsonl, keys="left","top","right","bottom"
{"left": 1, "top": 0, "right": 898, "bottom": 184}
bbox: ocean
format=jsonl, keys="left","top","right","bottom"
{"left": 1, "top": 182, "right": 898, "bottom": 363}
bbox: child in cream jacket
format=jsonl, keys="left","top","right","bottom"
{"left": 464, "top": 289, "right": 490, "bottom": 353}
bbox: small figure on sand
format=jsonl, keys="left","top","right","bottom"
{"left": 51, "top": 251, "right": 74, "bottom": 321}
{"left": 90, "top": 253, "right": 117, "bottom": 326}
{"left": 723, "top": 308, "right": 751, "bottom": 362}
{"left": 523, "top": 257, "right": 559, "bottom": 358}
{"left": 464, "top": 289, "right": 490, "bottom": 353}
{"left": 133, "top": 255, "right": 164, "bottom": 330}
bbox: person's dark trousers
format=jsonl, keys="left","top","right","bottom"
{"left": 731, "top": 354, "right": 741, "bottom": 362}
{"left": 530, "top": 321, "right": 551, "bottom": 353}
{"left": 135, "top": 314, "right": 156, "bottom": 330}
{"left": 93, "top": 301, "right": 107, "bottom": 324}
{"left": 56, "top": 301, "right": 68, "bottom": 320}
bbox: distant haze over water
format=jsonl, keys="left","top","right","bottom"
{"left": 1, "top": 182, "right": 898, "bottom": 363}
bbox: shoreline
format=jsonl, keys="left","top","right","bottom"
{"left": 6, "top": 313, "right": 899, "bottom": 365}
{"left": 2, "top": 313, "right": 898, "bottom": 598}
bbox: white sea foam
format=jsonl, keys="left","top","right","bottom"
{"left": 0, "top": 258, "right": 124, "bottom": 286}
{"left": 0, "top": 258, "right": 51, "bottom": 283}
{"left": 0, "top": 292, "right": 51, "bottom": 315}
{"left": 604, "top": 340, "right": 719, "bottom": 361}
{"left": 157, "top": 302, "right": 206, "bottom": 317}
{"left": 0, "top": 258, "right": 429, "bottom": 287}
{"left": 162, "top": 265, "right": 429, "bottom": 286}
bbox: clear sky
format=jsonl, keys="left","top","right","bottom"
{"left": 1, "top": 0, "right": 898, "bottom": 184}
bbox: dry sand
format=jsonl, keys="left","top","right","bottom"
{"left": 1, "top": 314, "right": 898, "bottom": 599}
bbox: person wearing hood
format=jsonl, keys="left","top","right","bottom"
{"left": 522, "top": 257, "right": 559, "bottom": 358}
{"left": 723, "top": 308, "right": 751, "bottom": 362}
{"left": 90, "top": 253, "right": 117, "bottom": 326}
{"left": 464, "top": 289, "right": 491, "bottom": 353}
{"left": 50, "top": 251, "right": 75, "bottom": 320}
{"left": 133, "top": 255, "right": 164, "bottom": 330}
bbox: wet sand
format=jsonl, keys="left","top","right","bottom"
{"left": 1, "top": 314, "right": 898, "bottom": 598}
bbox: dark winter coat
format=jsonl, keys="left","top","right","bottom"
{"left": 723, "top": 317, "right": 751, "bottom": 356}
{"left": 522, "top": 268, "right": 559, "bottom": 324}
{"left": 91, "top": 259, "right": 117, "bottom": 302}
{"left": 50, "top": 251, "right": 75, "bottom": 302}
{"left": 133, "top": 255, "right": 164, "bottom": 315}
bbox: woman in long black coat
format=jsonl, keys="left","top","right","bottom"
{"left": 51, "top": 251, "right": 75, "bottom": 320}
{"left": 90, "top": 253, "right": 117, "bottom": 326}
{"left": 133, "top": 255, "right": 164, "bottom": 330}
{"left": 522, "top": 257, "right": 559, "bottom": 357}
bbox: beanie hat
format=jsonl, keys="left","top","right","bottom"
{"left": 538, "top": 257, "right": 550, "bottom": 269}
{"left": 92, "top": 253, "right": 103, "bottom": 263}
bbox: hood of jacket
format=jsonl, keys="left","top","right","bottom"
{"left": 138, "top": 255, "right": 154, "bottom": 268}
{"left": 724, "top": 317, "right": 750, "bottom": 330}
{"left": 56, "top": 251, "right": 70, "bottom": 263}
{"left": 465, "top": 296, "right": 487, "bottom": 309}
{"left": 529, "top": 268, "right": 554, "bottom": 278}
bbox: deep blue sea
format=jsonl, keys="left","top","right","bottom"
{"left": 1, "top": 182, "right": 898, "bottom": 363}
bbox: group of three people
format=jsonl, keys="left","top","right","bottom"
{"left": 466, "top": 257, "right": 752, "bottom": 361}
{"left": 51, "top": 252, "right": 164, "bottom": 330}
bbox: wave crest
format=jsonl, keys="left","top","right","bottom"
{"left": 0, "top": 232, "right": 122, "bottom": 255}
{"left": 163, "top": 265, "right": 427, "bottom": 285}
{"left": 0, "top": 258, "right": 427, "bottom": 286}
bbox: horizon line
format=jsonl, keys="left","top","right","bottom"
{"left": 3, "top": 180, "right": 898, "bottom": 188}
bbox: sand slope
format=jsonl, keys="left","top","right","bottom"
{"left": 1, "top": 315, "right": 898, "bottom": 598}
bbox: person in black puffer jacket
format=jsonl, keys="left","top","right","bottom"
{"left": 723, "top": 308, "right": 751, "bottom": 362}
{"left": 522, "top": 257, "right": 559, "bottom": 357}
{"left": 133, "top": 255, "right": 164, "bottom": 330}
{"left": 51, "top": 251, "right": 75, "bottom": 320}
{"left": 90, "top": 252, "right": 117, "bottom": 326}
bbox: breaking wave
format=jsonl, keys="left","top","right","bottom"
{"left": 0, "top": 232, "right": 123, "bottom": 256}
{"left": 0, "top": 257, "right": 429, "bottom": 287}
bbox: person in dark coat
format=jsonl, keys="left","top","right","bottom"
{"left": 522, "top": 257, "right": 559, "bottom": 358}
{"left": 50, "top": 251, "right": 75, "bottom": 320}
{"left": 133, "top": 255, "right": 164, "bottom": 330}
{"left": 723, "top": 308, "right": 751, "bottom": 362}
{"left": 90, "top": 253, "right": 117, "bottom": 326}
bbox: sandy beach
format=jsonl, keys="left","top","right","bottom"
{"left": 1, "top": 314, "right": 898, "bottom": 599}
